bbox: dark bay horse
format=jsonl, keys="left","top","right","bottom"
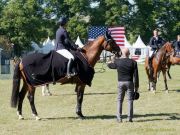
{"left": 11, "top": 32, "right": 120, "bottom": 120}
{"left": 145, "top": 42, "right": 174, "bottom": 93}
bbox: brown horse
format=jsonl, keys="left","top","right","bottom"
{"left": 10, "top": 32, "right": 120, "bottom": 120}
{"left": 145, "top": 42, "right": 174, "bottom": 93}
{"left": 158, "top": 50, "right": 180, "bottom": 80}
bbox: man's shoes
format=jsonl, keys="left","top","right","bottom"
{"left": 117, "top": 118, "right": 122, "bottom": 123}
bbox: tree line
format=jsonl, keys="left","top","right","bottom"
{"left": 0, "top": 0, "right": 179, "bottom": 56}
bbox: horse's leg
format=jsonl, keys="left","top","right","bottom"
{"left": 145, "top": 67, "right": 151, "bottom": 91}
{"left": 42, "top": 85, "right": 46, "bottom": 96}
{"left": 75, "top": 84, "right": 85, "bottom": 119}
{"left": 152, "top": 68, "right": 158, "bottom": 93}
{"left": 17, "top": 83, "right": 27, "bottom": 120}
{"left": 162, "top": 69, "right": 168, "bottom": 93}
{"left": 157, "top": 71, "right": 160, "bottom": 81}
{"left": 46, "top": 84, "right": 52, "bottom": 96}
{"left": 42, "top": 84, "right": 51, "bottom": 96}
{"left": 27, "top": 87, "right": 40, "bottom": 120}
{"left": 167, "top": 64, "right": 172, "bottom": 79}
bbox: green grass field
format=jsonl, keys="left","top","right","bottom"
{"left": 0, "top": 64, "right": 179, "bottom": 135}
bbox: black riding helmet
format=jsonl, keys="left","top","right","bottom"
{"left": 57, "top": 16, "right": 68, "bottom": 26}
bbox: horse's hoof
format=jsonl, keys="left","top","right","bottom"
{"left": 32, "top": 114, "right": 41, "bottom": 120}
{"left": 76, "top": 112, "right": 85, "bottom": 119}
{"left": 165, "top": 90, "right": 169, "bottom": 93}
{"left": 18, "top": 115, "right": 24, "bottom": 120}
{"left": 152, "top": 90, "right": 156, "bottom": 94}
{"left": 35, "top": 116, "right": 41, "bottom": 121}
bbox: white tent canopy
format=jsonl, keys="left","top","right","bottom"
{"left": 131, "top": 35, "right": 148, "bottom": 63}
{"left": 75, "top": 36, "right": 84, "bottom": 48}
{"left": 30, "top": 37, "right": 55, "bottom": 54}
{"left": 132, "top": 35, "right": 146, "bottom": 48}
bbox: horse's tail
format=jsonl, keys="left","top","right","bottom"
{"left": 11, "top": 61, "right": 21, "bottom": 108}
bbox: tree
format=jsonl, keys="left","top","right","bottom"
{"left": 0, "top": 0, "right": 44, "bottom": 56}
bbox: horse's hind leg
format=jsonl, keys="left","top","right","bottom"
{"left": 17, "top": 83, "right": 27, "bottom": 120}
{"left": 27, "top": 87, "right": 40, "bottom": 120}
{"left": 75, "top": 84, "right": 85, "bottom": 119}
{"left": 162, "top": 69, "right": 168, "bottom": 93}
{"left": 167, "top": 65, "right": 172, "bottom": 79}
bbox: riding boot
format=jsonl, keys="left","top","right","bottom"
{"left": 67, "top": 58, "right": 77, "bottom": 78}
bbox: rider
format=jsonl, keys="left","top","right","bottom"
{"left": 173, "top": 35, "right": 180, "bottom": 56}
{"left": 55, "top": 16, "right": 79, "bottom": 78}
{"left": 148, "top": 29, "right": 165, "bottom": 65}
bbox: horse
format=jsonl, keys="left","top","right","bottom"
{"left": 158, "top": 50, "right": 180, "bottom": 80}
{"left": 10, "top": 31, "right": 121, "bottom": 120}
{"left": 13, "top": 56, "right": 52, "bottom": 96}
{"left": 145, "top": 42, "right": 174, "bottom": 93}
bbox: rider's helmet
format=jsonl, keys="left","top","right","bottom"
{"left": 57, "top": 16, "right": 68, "bottom": 26}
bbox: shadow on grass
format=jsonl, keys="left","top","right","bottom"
{"left": 169, "top": 89, "right": 180, "bottom": 92}
{"left": 50, "top": 92, "right": 116, "bottom": 96}
{"left": 134, "top": 113, "right": 180, "bottom": 122}
{"left": 41, "top": 113, "right": 180, "bottom": 122}
{"left": 41, "top": 115, "right": 116, "bottom": 121}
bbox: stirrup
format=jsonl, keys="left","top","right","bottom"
{"left": 67, "top": 72, "right": 77, "bottom": 78}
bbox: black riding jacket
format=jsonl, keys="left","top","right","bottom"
{"left": 55, "top": 27, "right": 78, "bottom": 51}
{"left": 149, "top": 36, "right": 165, "bottom": 51}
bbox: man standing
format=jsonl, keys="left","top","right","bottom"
{"left": 107, "top": 48, "right": 139, "bottom": 123}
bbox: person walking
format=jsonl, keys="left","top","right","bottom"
{"left": 107, "top": 48, "right": 139, "bottom": 123}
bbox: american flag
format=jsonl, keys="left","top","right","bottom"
{"left": 88, "top": 26, "right": 107, "bottom": 41}
{"left": 88, "top": 26, "right": 125, "bottom": 47}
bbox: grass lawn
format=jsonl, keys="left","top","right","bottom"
{"left": 0, "top": 64, "right": 179, "bottom": 135}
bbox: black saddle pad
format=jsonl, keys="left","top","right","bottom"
{"left": 22, "top": 50, "right": 94, "bottom": 86}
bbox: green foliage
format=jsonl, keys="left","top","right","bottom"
{"left": 0, "top": 0, "right": 179, "bottom": 55}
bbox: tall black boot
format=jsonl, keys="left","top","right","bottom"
{"left": 67, "top": 59, "right": 77, "bottom": 78}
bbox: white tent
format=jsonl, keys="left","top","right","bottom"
{"left": 42, "top": 37, "right": 54, "bottom": 54}
{"left": 75, "top": 36, "right": 84, "bottom": 48}
{"left": 131, "top": 35, "right": 148, "bottom": 63}
{"left": 30, "top": 37, "right": 55, "bottom": 54}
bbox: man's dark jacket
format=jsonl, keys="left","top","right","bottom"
{"left": 107, "top": 58, "right": 139, "bottom": 89}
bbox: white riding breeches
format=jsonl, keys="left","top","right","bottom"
{"left": 146, "top": 47, "right": 154, "bottom": 57}
{"left": 56, "top": 49, "right": 74, "bottom": 60}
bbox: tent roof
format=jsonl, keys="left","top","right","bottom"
{"left": 75, "top": 36, "right": 84, "bottom": 48}
{"left": 124, "top": 36, "right": 132, "bottom": 48}
{"left": 133, "top": 35, "right": 146, "bottom": 48}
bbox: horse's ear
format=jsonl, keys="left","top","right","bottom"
{"left": 105, "top": 30, "right": 111, "bottom": 39}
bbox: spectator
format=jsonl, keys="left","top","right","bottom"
{"left": 107, "top": 48, "right": 139, "bottom": 123}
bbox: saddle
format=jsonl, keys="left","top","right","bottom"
{"left": 21, "top": 50, "right": 95, "bottom": 87}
